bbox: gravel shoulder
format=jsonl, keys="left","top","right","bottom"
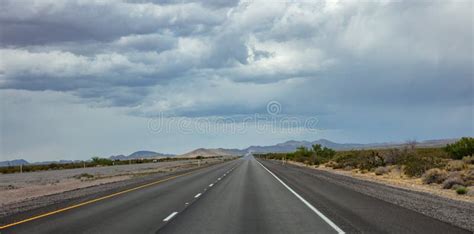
{"left": 0, "top": 158, "right": 224, "bottom": 218}
{"left": 269, "top": 160, "right": 474, "bottom": 232}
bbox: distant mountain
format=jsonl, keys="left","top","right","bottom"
{"left": 0, "top": 159, "right": 29, "bottom": 167}
{"left": 32, "top": 160, "right": 80, "bottom": 165}
{"left": 109, "top": 151, "right": 174, "bottom": 160}
{"left": 1, "top": 138, "right": 458, "bottom": 165}
{"left": 177, "top": 138, "right": 457, "bottom": 157}
{"left": 177, "top": 148, "right": 244, "bottom": 158}
{"left": 245, "top": 139, "right": 365, "bottom": 153}
{"left": 245, "top": 138, "right": 459, "bottom": 153}
{"left": 412, "top": 139, "right": 458, "bottom": 147}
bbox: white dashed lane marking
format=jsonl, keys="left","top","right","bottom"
{"left": 161, "top": 165, "right": 238, "bottom": 224}
{"left": 163, "top": 212, "right": 178, "bottom": 222}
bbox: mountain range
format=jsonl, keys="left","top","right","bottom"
{"left": 109, "top": 151, "right": 175, "bottom": 160}
{"left": 0, "top": 159, "right": 29, "bottom": 167}
{"left": 176, "top": 138, "right": 458, "bottom": 157}
{"left": 176, "top": 148, "right": 244, "bottom": 158}
{"left": 0, "top": 138, "right": 459, "bottom": 165}
{"left": 0, "top": 151, "right": 175, "bottom": 166}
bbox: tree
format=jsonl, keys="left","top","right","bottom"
{"left": 91, "top": 157, "right": 113, "bottom": 166}
{"left": 445, "top": 137, "right": 474, "bottom": 159}
{"left": 311, "top": 144, "right": 336, "bottom": 164}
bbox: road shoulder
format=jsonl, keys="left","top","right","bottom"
{"left": 262, "top": 159, "right": 474, "bottom": 232}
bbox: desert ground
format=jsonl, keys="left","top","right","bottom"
{"left": 0, "top": 158, "right": 221, "bottom": 207}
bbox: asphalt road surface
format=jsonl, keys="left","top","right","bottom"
{"left": 0, "top": 156, "right": 470, "bottom": 234}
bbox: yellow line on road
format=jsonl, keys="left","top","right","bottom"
{"left": 0, "top": 171, "right": 195, "bottom": 230}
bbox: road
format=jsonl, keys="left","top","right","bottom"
{"left": 0, "top": 156, "right": 470, "bottom": 233}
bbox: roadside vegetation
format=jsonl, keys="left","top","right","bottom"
{"left": 0, "top": 156, "right": 223, "bottom": 174}
{"left": 257, "top": 137, "right": 474, "bottom": 196}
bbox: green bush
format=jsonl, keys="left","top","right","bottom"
{"left": 311, "top": 144, "right": 336, "bottom": 164}
{"left": 333, "top": 150, "right": 385, "bottom": 171}
{"left": 456, "top": 186, "right": 467, "bottom": 195}
{"left": 402, "top": 153, "right": 442, "bottom": 177}
{"left": 445, "top": 137, "right": 474, "bottom": 160}
{"left": 91, "top": 157, "right": 113, "bottom": 166}
{"left": 256, "top": 144, "right": 337, "bottom": 165}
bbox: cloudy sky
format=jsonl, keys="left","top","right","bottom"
{"left": 0, "top": 0, "right": 472, "bottom": 161}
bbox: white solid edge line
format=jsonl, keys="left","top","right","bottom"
{"left": 163, "top": 212, "right": 178, "bottom": 222}
{"left": 195, "top": 193, "right": 202, "bottom": 198}
{"left": 256, "top": 160, "right": 345, "bottom": 234}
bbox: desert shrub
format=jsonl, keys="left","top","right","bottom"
{"left": 462, "top": 156, "right": 474, "bottom": 164}
{"left": 422, "top": 168, "right": 447, "bottom": 184}
{"left": 442, "top": 173, "right": 466, "bottom": 189}
{"left": 374, "top": 166, "right": 390, "bottom": 176}
{"left": 467, "top": 186, "right": 474, "bottom": 196}
{"left": 325, "top": 161, "right": 341, "bottom": 169}
{"left": 445, "top": 160, "right": 466, "bottom": 171}
{"left": 447, "top": 171, "right": 462, "bottom": 178}
{"left": 73, "top": 173, "right": 94, "bottom": 179}
{"left": 402, "top": 153, "right": 442, "bottom": 177}
{"left": 334, "top": 150, "right": 385, "bottom": 171}
{"left": 456, "top": 186, "right": 467, "bottom": 195}
{"left": 311, "top": 144, "right": 336, "bottom": 164}
{"left": 462, "top": 169, "right": 474, "bottom": 186}
{"left": 415, "top": 147, "right": 450, "bottom": 159}
{"left": 381, "top": 149, "right": 403, "bottom": 165}
{"left": 91, "top": 157, "right": 113, "bottom": 166}
{"left": 445, "top": 137, "right": 474, "bottom": 160}
{"left": 333, "top": 151, "right": 360, "bottom": 168}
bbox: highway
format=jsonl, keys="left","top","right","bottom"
{"left": 0, "top": 156, "right": 470, "bottom": 234}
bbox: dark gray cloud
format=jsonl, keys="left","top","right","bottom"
{"left": 0, "top": 0, "right": 226, "bottom": 46}
{"left": 0, "top": 0, "right": 472, "bottom": 124}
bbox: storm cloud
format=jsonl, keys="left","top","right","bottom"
{"left": 0, "top": 0, "right": 472, "bottom": 160}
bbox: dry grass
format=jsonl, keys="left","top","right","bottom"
{"left": 422, "top": 168, "right": 447, "bottom": 184}
{"left": 446, "top": 160, "right": 467, "bottom": 171}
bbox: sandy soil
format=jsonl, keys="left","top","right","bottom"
{"left": 0, "top": 159, "right": 219, "bottom": 206}
{"left": 285, "top": 160, "right": 474, "bottom": 203}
